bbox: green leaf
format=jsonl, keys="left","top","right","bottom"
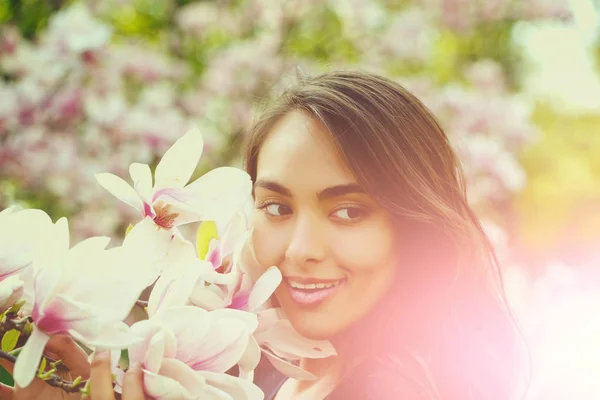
{"left": 0, "top": 363, "right": 13, "bottom": 386}
{"left": 7, "top": 299, "right": 26, "bottom": 314}
{"left": 196, "top": 221, "right": 219, "bottom": 260}
{"left": 1, "top": 329, "right": 20, "bottom": 352}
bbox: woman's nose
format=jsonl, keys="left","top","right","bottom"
{"left": 284, "top": 213, "right": 326, "bottom": 266}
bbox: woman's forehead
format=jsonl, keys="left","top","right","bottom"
{"left": 255, "top": 112, "right": 356, "bottom": 190}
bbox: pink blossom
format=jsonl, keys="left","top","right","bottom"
{"left": 96, "top": 128, "right": 252, "bottom": 230}
{"left": 124, "top": 306, "right": 263, "bottom": 400}
{"left": 13, "top": 217, "right": 171, "bottom": 388}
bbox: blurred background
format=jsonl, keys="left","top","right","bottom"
{"left": 0, "top": 0, "right": 599, "bottom": 397}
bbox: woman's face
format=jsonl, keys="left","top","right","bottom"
{"left": 251, "top": 111, "right": 398, "bottom": 340}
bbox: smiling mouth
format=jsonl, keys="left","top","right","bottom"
{"left": 285, "top": 277, "right": 347, "bottom": 307}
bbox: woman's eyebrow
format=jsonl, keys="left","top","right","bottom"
{"left": 317, "top": 184, "right": 365, "bottom": 200}
{"left": 254, "top": 180, "right": 365, "bottom": 200}
{"left": 253, "top": 180, "right": 292, "bottom": 197}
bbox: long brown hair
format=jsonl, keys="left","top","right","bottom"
{"left": 244, "top": 70, "right": 523, "bottom": 399}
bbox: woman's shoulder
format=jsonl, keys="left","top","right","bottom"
{"left": 328, "top": 354, "right": 441, "bottom": 400}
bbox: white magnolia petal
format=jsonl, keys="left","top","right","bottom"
{"left": 0, "top": 209, "right": 53, "bottom": 277}
{"left": 197, "top": 370, "right": 265, "bottom": 400}
{"left": 248, "top": 266, "right": 282, "bottom": 312}
{"left": 55, "top": 247, "right": 149, "bottom": 322}
{"left": 31, "top": 219, "right": 69, "bottom": 314}
{"left": 183, "top": 167, "right": 252, "bottom": 223}
{"left": 122, "top": 217, "right": 172, "bottom": 286}
{"left": 219, "top": 212, "right": 249, "bottom": 262}
{"left": 196, "top": 261, "right": 240, "bottom": 285}
{"left": 261, "top": 348, "right": 318, "bottom": 381}
{"left": 238, "top": 335, "right": 262, "bottom": 373}
{"left": 0, "top": 275, "right": 24, "bottom": 311}
{"left": 70, "top": 320, "right": 141, "bottom": 349}
{"left": 0, "top": 206, "right": 16, "bottom": 218}
{"left": 62, "top": 236, "right": 111, "bottom": 275}
{"left": 189, "top": 285, "right": 228, "bottom": 311}
{"left": 13, "top": 327, "right": 51, "bottom": 388}
{"left": 147, "top": 272, "right": 197, "bottom": 317}
{"left": 154, "top": 127, "right": 204, "bottom": 190}
{"left": 129, "top": 163, "right": 153, "bottom": 205}
{"left": 95, "top": 173, "right": 143, "bottom": 212}
{"left": 163, "top": 234, "right": 202, "bottom": 275}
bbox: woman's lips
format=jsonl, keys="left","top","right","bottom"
{"left": 285, "top": 278, "right": 346, "bottom": 307}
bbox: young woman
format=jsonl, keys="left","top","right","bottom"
{"left": 246, "top": 70, "right": 522, "bottom": 399}
{"left": 4, "top": 70, "right": 522, "bottom": 399}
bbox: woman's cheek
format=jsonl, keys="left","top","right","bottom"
{"left": 333, "top": 223, "right": 396, "bottom": 273}
{"left": 251, "top": 219, "right": 288, "bottom": 274}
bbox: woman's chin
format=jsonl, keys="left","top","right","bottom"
{"left": 286, "top": 312, "right": 341, "bottom": 341}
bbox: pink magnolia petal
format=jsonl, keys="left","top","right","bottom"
{"left": 256, "top": 308, "right": 285, "bottom": 333}
{"left": 95, "top": 172, "right": 143, "bottom": 212}
{"left": 152, "top": 306, "right": 212, "bottom": 355}
{"left": 255, "top": 318, "right": 337, "bottom": 361}
{"left": 114, "top": 368, "right": 125, "bottom": 394}
{"left": 157, "top": 358, "right": 208, "bottom": 397}
{"left": 129, "top": 163, "right": 153, "bottom": 205}
{"left": 248, "top": 266, "right": 282, "bottom": 312}
{"left": 154, "top": 127, "right": 204, "bottom": 190}
{"left": 14, "top": 327, "right": 51, "bottom": 388}
{"left": 144, "top": 330, "right": 166, "bottom": 374}
{"left": 197, "top": 370, "right": 265, "bottom": 400}
{"left": 238, "top": 335, "right": 261, "bottom": 373}
{"left": 186, "top": 309, "right": 257, "bottom": 373}
{"left": 129, "top": 320, "right": 162, "bottom": 366}
{"left": 36, "top": 294, "right": 96, "bottom": 335}
{"left": 143, "top": 368, "right": 199, "bottom": 400}
{"left": 260, "top": 348, "right": 318, "bottom": 381}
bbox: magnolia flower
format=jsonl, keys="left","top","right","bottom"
{"left": 188, "top": 213, "right": 281, "bottom": 312}
{"left": 0, "top": 207, "right": 56, "bottom": 311}
{"left": 0, "top": 207, "right": 53, "bottom": 282}
{"left": 254, "top": 308, "right": 337, "bottom": 380}
{"left": 124, "top": 306, "right": 263, "bottom": 400}
{"left": 13, "top": 217, "right": 171, "bottom": 388}
{"left": 96, "top": 127, "right": 252, "bottom": 230}
{"left": 147, "top": 233, "right": 239, "bottom": 316}
{"left": 152, "top": 214, "right": 282, "bottom": 315}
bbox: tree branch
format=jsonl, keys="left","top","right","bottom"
{"left": 0, "top": 350, "right": 88, "bottom": 393}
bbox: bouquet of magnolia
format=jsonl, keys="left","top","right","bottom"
{"left": 0, "top": 128, "right": 336, "bottom": 399}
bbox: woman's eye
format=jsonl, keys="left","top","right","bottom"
{"left": 332, "top": 207, "right": 370, "bottom": 222}
{"left": 260, "top": 202, "right": 292, "bottom": 217}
